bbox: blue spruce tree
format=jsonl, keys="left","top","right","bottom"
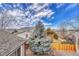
{"left": 28, "top": 21, "right": 52, "bottom": 55}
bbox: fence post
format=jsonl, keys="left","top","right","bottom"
{"left": 20, "top": 43, "right": 26, "bottom": 56}
{"left": 75, "top": 34, "right": 79, "bottom": 53}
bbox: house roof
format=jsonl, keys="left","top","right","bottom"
{"left": 0, "top": 29, "right": 26, "bottom": 56}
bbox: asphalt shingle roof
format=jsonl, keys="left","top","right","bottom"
{"left": 0, "top": 29, "right": 26, "bottom": 56}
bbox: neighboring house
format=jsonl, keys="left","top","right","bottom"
{"left": 5, "top": 27, "right": 33, "bottom": 39}
{"left": 0, "top": 29, "right": 27, "bottom": 56}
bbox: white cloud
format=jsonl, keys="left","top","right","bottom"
{"left": 25, "top": 3, "right": 54, "bottom": 26}
{"left": 35, "top": 4, "right": 49, "bottom": 12}
{"left": 52, "top": 17, "right": 54, "bottom": 19}
{"left": 7, "top": 9, "right": 25, "bottom": 17}
{"left": 40, "top": 20, "right": 53, "bottom": 26}
{"left": 0, "top": 3, "right": 3, "bottom": 7}
{"left": 28, "top": 3, "right": 48, "bottom": 12}
{"left": 43, "top": 22, "right": 52, "bottom": 26}
{"left": 70, "top": 19, "right": 76, "bottom": 22}
{"left": 49, "top": 16, "right": 54, "bottom": 20}
{"left": 45, "top": 25, "right": 59, "bottom": 30}
{"left": 0, "top": 3, "right": 54, "bottom": 29}
{"left": 56, "top": 3, "right": 64, "bottom": 8}
{"left": 65, "top": 4, "right": 78, "bottom": 11}
{"left": 34, "top": 10, "right": 53, "bottom": 18}
{"left": 60, "top": 18, "right": 79, "bottom": 30}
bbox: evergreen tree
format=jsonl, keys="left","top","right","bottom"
{"left": 28, "top": 21, "right": 52, "bottom": 55}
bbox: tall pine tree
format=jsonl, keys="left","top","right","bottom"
{"left": 28, "top": 21, "right": 52, "bottom": 55}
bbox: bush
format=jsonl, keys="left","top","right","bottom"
{"left": 45, "top": 28, "right": 58, "bottom": 40}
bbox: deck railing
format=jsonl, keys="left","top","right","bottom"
{"left": 51, "top": 43, "right": 76, "bottom": 52}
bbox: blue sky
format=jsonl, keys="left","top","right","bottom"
{"left": 0, "top": 3, "right": 79, "bottom": 29}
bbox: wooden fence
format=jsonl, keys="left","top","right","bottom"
{"left": 51, "top": 43, "right": 76, "bottom": 52}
